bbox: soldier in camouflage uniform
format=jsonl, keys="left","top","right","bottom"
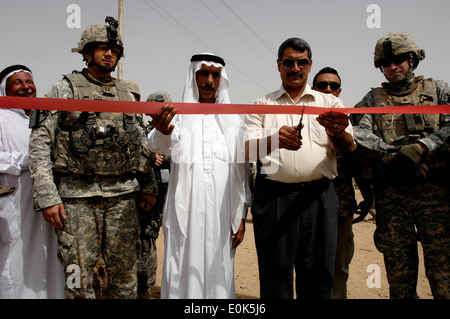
{"left": 353, "top": 32, "right": 450, "bottom": 298}
{"left": 28, "top": 17, "right": 158, "bottom": 299}
{"left": 312, "top": 67, "right": 374, "bottom": 299}
{"left": 135, "top": 91, "right": 172, "bottom": 298}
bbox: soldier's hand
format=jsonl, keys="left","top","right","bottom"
{"left": 416, "top": 163, "right": 429, "bottom": 181}
{"left": 139, "top": 194, "right": 157, "bottom": 212}
{"left": 390, "top": 143, "right": 426, "bottom": 171}
{"left": 150, "top": 105, "right": 176, "bottom": 135}
{"left": 279, "top": 125, "right": 302, "bottom": 151}
{"left": 42, "top": 203, "right": 66, "bottom": 229}
{"left": 154, "top": 154, "right": 164, "bottom": 166}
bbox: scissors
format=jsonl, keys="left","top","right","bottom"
{"left": 297, "top": 104, "right": 305, "bottom": 139}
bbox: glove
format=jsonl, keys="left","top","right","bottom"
{"left": 390, "top": 143, "right": 424, "bottom": 171}
{"left": 415, "top": 163, "right": 429, "bottom": 181}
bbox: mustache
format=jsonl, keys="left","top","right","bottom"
{"left": 288, "top": 72, "right": 304, "bottom": 78}
{"left": 202, "top": 82, "right": 216, "bottom": 90}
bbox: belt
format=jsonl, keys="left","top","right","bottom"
{"left": 257, "top": 177, "right": 331, "bottom": 193}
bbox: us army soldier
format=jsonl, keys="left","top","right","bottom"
{"left": 353, "top": 31, "right": 450, "bottom": 299}
{"left": 28, "top": 17, "right": 158, "bottom": 299}
{"left": 136, "top": 91, "right": 172, "bottom": 298}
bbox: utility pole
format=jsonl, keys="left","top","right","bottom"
{"left": 117, "top": 0, "right": 123, "bottom": 80}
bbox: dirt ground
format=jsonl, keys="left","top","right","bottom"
{"left": 150, "top": 191, "right": 434, "bottom": 300}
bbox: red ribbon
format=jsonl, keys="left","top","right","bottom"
{"left": 0, "top": 96, "right": 449, "bottom": 114}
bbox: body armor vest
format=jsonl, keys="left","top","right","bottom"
{"left": 53, "top": 71, "right": 149, "bottom": 175}
{"left": 372, "top": 77, "right": 440, "bottom": 146}
{"left": 371, "top": 77, "right": 449, "bottom": 181}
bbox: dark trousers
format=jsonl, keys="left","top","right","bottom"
{"left": 252, "top": 177, "right": 339, "bottom": 299}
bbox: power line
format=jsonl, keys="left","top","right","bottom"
{"left": 140, "top": 0, "right": 269, "bottom": 93}
{"left": 141, "top": 0, "right": 210, "bottom": 51}
{"left": 198, "top": 0, "right": 276, "bottom": 69}
{"left": 219, "top": 0, "right": 277, "bottom": 55}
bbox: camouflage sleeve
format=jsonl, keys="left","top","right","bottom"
{"left": 45, "top": 79, "right": 74, "bottom": 99}
{"left": 136, "top": 170, "right": 158, "bottom": 195}
{"left": 29, "top": 80, "right": 73, "bottom": 211}
{"left": 353, "top": 91, "right": 398, "bottom": 154}
{"left": 29, "top": 110, "right": 62, "bottom": 210}
{"left": 135, "top": 119, "right": 158, "bottom": 196}
{"left": 417, "top": 80, "right": 450, "bottom": 152}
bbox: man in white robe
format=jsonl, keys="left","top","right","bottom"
{"left": 148, "top": 53, "right": 251, "bottom": 299}
{"left": 0, "top": 65, "right": 65, "bottom": 298}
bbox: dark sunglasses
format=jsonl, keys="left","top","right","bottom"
{"left": 380, "top": 53, "right": 409, "bottom": 68}
{"left": 315, "top": 81, "right": 341, "bottom": 90}
{"left": 281, "top": 58, "right": 310, "bottom": 69}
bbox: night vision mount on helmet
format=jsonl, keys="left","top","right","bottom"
{"left": 374, "top": 31, "right": 425, "bottom": 69}
{"left": 72, "top": 16, "right": 124, "bottom": 60}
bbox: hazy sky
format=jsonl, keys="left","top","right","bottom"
{"left": 1, "top": 0, "right": 449, "bottom": 107}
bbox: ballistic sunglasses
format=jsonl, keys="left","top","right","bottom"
{"left": 380, "top": 53, "right": 409, "bottom": 68}
{"left": 95, "top": 44, "right": 122, "bottom": 56}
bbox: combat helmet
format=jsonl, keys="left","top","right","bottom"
{"left": 146, "top": 91, "right": 172, "bottom": 103}
{"left": 72, "top": 16, "right": 124, "bottom": 59}
{"left": 374, "top": 31, "right": 425, "bottom": 69}
{"left": 122, "top": 80, "right": 141, "bottom": 101}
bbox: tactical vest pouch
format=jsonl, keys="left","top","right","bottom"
{"left": 370, "top": 78, "right": 447, "bottom": 183}
{"left": 53, "top": 72, "right": 145, "bottom": 176}
{"left": 54, "top": 129, "right": 143, "bottom": 175}
{"left": 54, "top": 130, "right": 87, "bottom": 174}
{"left": 372, "top": 78, "right": 440, "bottom": 146}
{"left": 138, "top": 143, "right": 154, "bottom": 173}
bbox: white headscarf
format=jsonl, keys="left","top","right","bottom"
{"left": 173, "top": 54, "right": 250, "bottom": 237}
{"left": 181, "top": 53, "right": 230, "bottom": 104}
{"left": 0, "top": 65, "right": 33, "bottom": 96}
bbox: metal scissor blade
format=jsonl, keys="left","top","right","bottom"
{"left": 298, "top": 104, "right": 305, "bottom": 139}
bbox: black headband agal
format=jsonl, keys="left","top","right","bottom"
{"left": 0, "top": 64, "right": 32, "bottom": 83}
{"left": 190, "top": 54, "right": 225, "bottom": 67}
